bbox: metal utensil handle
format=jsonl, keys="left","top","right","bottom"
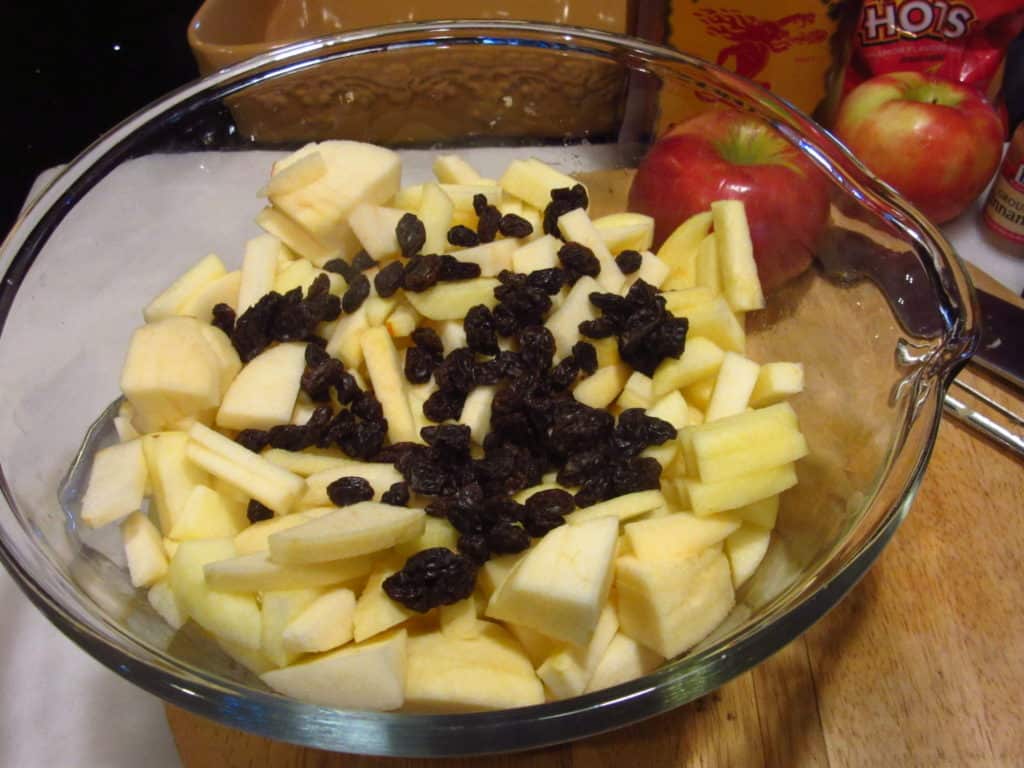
{"left": 943, "top": 382, "right": 1024, "bottom": 460}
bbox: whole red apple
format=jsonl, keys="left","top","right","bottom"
{"left": 834, "top": 71, "right": 1003, "bottom": 224}
{"left": 629, "top": 109, "right": 830, "bottom": 292}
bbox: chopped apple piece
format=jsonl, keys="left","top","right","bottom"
{"left": 624, "top": 512, "right": 740, "bottom": 561}
{"left": 325, "top": 304, "right": 369, "bottom": 368}
{"left": 169, "top": 538, "right": 262, "bottom": 650}
{"left": 557, "top": 208, "right": 624, "bottom": 293}
{"left": 113, "top": 415, "right": 140, "bottom": 442}
{"left": 261, "top": 629, "right": 407, "bottom": 711}
{"left": 682, "top": 298, "right": 746, "bottom": 353}
{"left": 460, "top": 384, "right": 496, "bottom": 444}
{"left": 591, "top": 337, "right": 621, "bottom": 368}
{"left": 616, "top": 371, "right": 654, "bottom": 411}
{"left": 269, "top": 502, "right": 425, "bottom": 564}
{"left": 487, "top": 515, "right": 618, "bottom": 647}
{"left": 685, "top": 463, "right": 798, "bottom": 516}
{"left": 405, "top": 624, "right": 544, "bottom": 712}
{"left": 585, "top": 631, "right": 664, "bottom": 693}
{"left": 684, "top": 377, "right": 715, "bottom": 411}
{"left": 574, "top": 364, "right": 630, "bottom": 410}
{"left": 361, "top": 327, "right": 417, "bottom": 444}
{"left": 273, "top": 259, "right": 321, "bottom": 295}
{"left": 80, "top": 439, "right": 147, "bottom": 528}
{"left": 657, "top": 210, "right": 712, "bottom": 277}
{"left": 624, "top": 250, "right": 670, "bottom": 289}
{"left": 260, "top": 150, "right": 326, "bottom": 197}
{"left": 711, "top": 200, "right": 764, "bottom": 312}
{"left": 732, "top": 495, "right": 779, "bottom": 529}
{"left": 255, "top": 206, "right": 340, "bottom": 266}
{"left": 512, "top": 234, "right": 560, "bottom": 273}
{"left": 353, "top": 562, "right": 417, "bottom": 642}
{"left": 439, "top": 597, "right": 481, "bottom": 640}
{"left": 566, "top": 489, "right": 665, "bottom": 526}
{"left": 499, "top": 158, "right": 584, "bottom": 211}
{"left": 447, "top": 239, "right": 516, "bottom": 276}
{"left": 261, "top": 588, "right": 322, "bottom": 667}
{"left": 404, "top": 278, "right": 500, "bottom": 321}
{"left": 725, "top": 524, "right": 772, "bottom": 588}
{"left": 418, "top": 182, "right": 454, "bottom": 254}
{"left": 300, "top": 464, "right": 405, "bottom": 507}
{"left": 662, "top": 286, "right": 716, "bottom": 315}
{"left": 616, "top": 548, "right": 734, "bottom": 658}
{"left": 749, "top": 362, "right": 805, "bottom": 407}
{"left": 282, "top": 586, "right": 357, "bottom": 655}
{"left": 233, "top": 510, "right": 329, "bottom": 555}
{"left": 393, "top": 516, "right": 459, "bottom": 559}
{"left": 142, "top": 432, "right": 208, "bottom": 532}
{"left": 593, "top": 212, "right": 655, "bottom": 253}
{"left": 385, "top": 304, "right": 419, "bottom": 337}
{"left": 262, "top": 448, "right": 360, "bottom": 477}
{"left": 433, "top": 154, "right": 484, "bottom": 184}
{"left": 545, "top": 275, "right": 600, "bottom": 358}
{"left": 169, "top": 484, "right": 244, "bottom": 540}
{"left": 122, "top": 512, "right": 168, "bottom": 588}
{"left": 704, "top": 352, "right": 760, "bottom": 422}
{"left": 437, "top": 319, "right": 467, "bottom": 352}
{"left": 148, "top": 578, "right": 188, "bottom": 629}
{"left": 197, "top": 326, "right": 242, "bottom": 398}
{"left": 694, "top": 233, "right": 721, "bottom": 296}
{"left": 143, "top": 253, "right": 227, "bottom": 322}
{"left": 178, "top": 270, "right": 241, "bottom": 323}
{"left": 536, "top": 603, "right": 619, "bottom": 698}
{"left": 204, "top": 550, "right": 374, "bottom": 592}
{"left": 237, "top": 235, "right": 282, "bottom": 312}
{"left": 651, "top": 336, "right": 725, "bottom": 398}
{"left": 646, "top": 390, "right": 689, "bottom": 430}
{"left": 348, "top": 204, "right": 405, "bottom": 260}
{"left": 216, "top": 342, "right": 306, "bottom": 431}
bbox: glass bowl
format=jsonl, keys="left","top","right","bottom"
{"left": 0, "top": 21, "right": 977, "bottom": 757}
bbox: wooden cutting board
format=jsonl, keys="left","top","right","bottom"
{"left": 167, "top": 267, "right": 1024, "bottom": 768}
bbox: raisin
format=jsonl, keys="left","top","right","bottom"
{"left": 481, "top": 497, "right": 527, "bottom": 525}
{"left": 304, "top": 406, "right": 334, "bottom": 446}
{"left": 518, "top": 325, "right": 555, "bottom": 371}
{"left": 572, "top": 341, "right": 598, "bottom": 374}
{"left": 612, "top": 456, "right": 663, "bottom": 495}
{"left": 411, "top": 327, "right": 445, "bottom": 357}
{"left": 337, "top": 419, "right": 386, "bottom": 460}
{"left": 549, "top": 355, "right": 580, "bottom": 389}
{"left": 447, "top": 224, "right": 480, "bottom": 248}
{"left": 472, "top": 193, "right": 490, "bottom": 216}
{"left": 323, "top": 258, "right": 358, "bottom": 282}
{"left": 396, "top": 213, "right": 426, "bottom": 258}
{"left": 236, "top": 429, "right": 270, "bottom": 453}
{"left": 457, "top": 533, "right": 490, "bottom": 563}
{"left": 523, "top": 505, "right": 566, "bottom": 537}
{"left": 352, "top": 392, "right": 385, "bottom": 422}
{"left": 526, "top": 488, "right": 575, "bottom": 518}
{"left": 351, "top": 250, "right": 377, "bottom": 272}
{"left": 492, "top": 304, "right": 520, "bottom": 337}
{"left": 464, "top": 305, "right": 498, "bottom": 355}
{"left": 558, "top": 242, "right": 601, "bottom": 281}
{"left": 615, "top": 249, "right": 643, "bottom": 274}
{"left": 422, "top": 390, "right": 465, "bottom": 422}
{"left": 542, "top": 184, "right": 588, "bottom": 237}
{"left": 246, "top": 499, "right": 274, "bottom": 523}
{"left": 438, "top": 255, "right": 482, "bottom": 282}
{"left": 326, "top": 476, "right": 375, "bottom": 506}
{"left": 499, "top": 213, "right": 533, "bottom": 238}
{"left": 301, "top": 354, "right": 345, "bottom": 402}
{"left": 404, "top": 346, "right": 438, "bottom": 384}
{"left": 574, "top": 474, "right": 613, "bottom": 507}
{"left": 231, "top": 292, "right": 280, "bottom": 361}
{"left": 477, "top": 205, "right": 502, "bottom": 243}
{"left": 486, "top": 520, "right": 531, "bottom": 553}
{"left": 267, "top": 424, "right": 313, "bottom": 451}
{"left": 341, "top": 273, "right": 371, "bottom": 314}
{"left": 556, "top": 447, "right": 608, "bottom": 486}
{"left": 334, "top": 371, "right": 360, "bottom": 404}
{"left": 381, "top": 481, "right": 411, "bottom": 507}
{"left": 526, "top": 267, "right": 566, "bottom": 295}
{"left": 473, "top": 358, "right": 503, "bottom": 385}
{"left": 403, "top": 253, "right": 442, "bottom": 292}
{"left": 211, "top": 303, "right": 236, "bottom": 336}
{"left": 383, "top": 548, "right": 477, "bottom": 612}
{"left": 421, "top": 424, "right": 472, "bottom": 459}
{"left": 578, "top": 316, "right": 618, "bottom": 339}
{"left": 434, "top": 349, "right": 476, "bottom": 395}
{"left": 616, "top": 408, "right": 677, "bottom": 451}
{"left": 374, "top": 261, "right": 405, "bottom": 298}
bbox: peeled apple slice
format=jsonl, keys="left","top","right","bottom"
{"left": 143, "top": 253, "right": 226, "bottom": 322}
{"left": 80, "top": 439, "right": 148, "bottom": 528}
{"left": 216, "top": 342, "right": 306, "bottom": 431}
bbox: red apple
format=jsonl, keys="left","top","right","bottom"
{"left": 834, "top": 71, "right": 1003, "bottom": 224}
{"left": 629, "top": 109, "right": 830, "bottom": 292}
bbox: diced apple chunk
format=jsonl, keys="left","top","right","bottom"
{"left": 255, "top": 206, "right": 340, "bottom": 266}
{"left": 353, "top": 563, "right": 417, "bottom": 642}
{"left": 80, "top": 439, "right": 147, "bottom": 528}
{"left": 616, "top": 548, "right": 734, "bottom": 658}
{"left": 433, "top": 154, "right": 484, "bottom": 184}
{"left": 616, "top": 371, "right": 654, "bottom": 410}
{"left": 662, "top": 286, "right": 716, "bottom": 315}
{"left": 269, "top": 502, "right": 425, "bottom": 564}
{"left": 404, "top": 278, "right": 500, "bottom": 321}
{"left": 460, "top": 385, "right": 496, "bottom": 444}
{"left": 657, "top": 210, "right": 712, "bottom": 277}
{"left": 499, "top": 158, "right": 583, "bottom": 211}
{"left": 144, "top": 253, "right": 227, "bottom": 322}
{"left": 624, "top": 251, "right": 670, "bottom": 290}
{"left": 593, "top": 212, "right": 655, "bottom": 253}
{"left": 283, "top": 587, "right": 357, "bottom": 655}
{"left": 573, "top": 364, "right": 630, "bottom": 410}
{"left": 487, "top": 516, "right": 618, "bottom": 647}
{"left": 557, "top": 208, "right": 623, "bottom": 293}
{"left": 686, "top": 463, "right": 798, "bottom": 516}
{"left": 261, "top": 629, "right": 407, "bottom": 711}
{"left": 348, "top": 204, "right": 405, "bottom": 260}
{"left": 447, "top": 239, "right": 516, "bottom": 276}
{"left": 624, "top": 512, "right": 740, "bottom": 561}
{"left": 565, "top": 489, "right": 664, "bottom": 526}
{"left": 512, "top": 234, "right": 560, "bottom": 273}
{"left": 299, "top": 464, "right": 405, "bottom": 507}
{"left": 233, "top": 510, "right": 328, "bottom": 555}
{"left": 682, "top": 298, "right": 746, "bottom": 353}
{"left": 261, "top": 448, "right": 360, "bottom": 478}
{"left": 325, "top": 304, "right": 369, "bottom": 368}
{"left": 651, "top": 336, "right": 725, "bottom": 398}
{"left": 122, "top": 512, "right": 168, "bottom": 587}
{"left": 704, "top": 352, "right": 760, "bottom": 422}
{"left": 179, "top": 270, "right": 241, "bottom": 323}
{"left": 216, "top": 342, "right": 306, "bottom": 431}
{"left": 393, "top": 516, "right": 459, "bottom": 559}
{"left": 418, "top": 182, "right": 454, "bottom": 254}
{"left": 694, "top": 233, "right": 721, "bottom": 295}
{"left": 361, "top": 327, "right": 417, "bottom": 444}
{"left": 168, "top": 484, "right": 244, "bottom": 540}
{"left": 142, "top": 432, "right": 208, "bottom": 533}
{"left": 732, "top": 495, "right": 779, "bottom": 529}
{"left": 237, "top": 235, "right": 282, "bottom": 312}
{"left": 725, "top": 525, "right": 772, "bottom": 588}
{"left": 712, "top": 200, "right": 764, "bottom": 312}
{"left": 585, "top": 631, "right": 664, "bottom": 693}
{"left": 148, "top": 578, "right": 188, "bottom": 629}
{"left": 203, "top": 550, "right": 373, "bottom": 592}
{"left": 261, "top": 589, "right": 322, "bottom": 667}
{"left": 536, "top": 603, "right": 619, "bottom": 698}
{"left": 749, "top": 362, "right": 805, "bottom": 407}
{"left": 545, "top": 275, "right": 600, "bottom": 358}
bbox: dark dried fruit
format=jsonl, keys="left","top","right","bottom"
{"left": 457, "top": 533, "right": 490, "bottom": 563}
{"left": 499, "top": 213, "right": 534, "bottom": 239}
{"left": 615, "top": 408, "right": 677, "bottom": 453}
{"left": 230, "top": 291, "right": 281, "bottom": 361}
{"left": 246, "top": 499, "right": 274, "bottom": 523}
{"left": 558, "top": 242, "right": 601, "bottom": 281}
{"left": 434, "top": 348, "right": 476, "bottom": 395}
{"left": 549, "top": 355, "right": 580, "bottom": 389}
{"left": 526, "top": 268, "right": 566, "bottom": 295}
{"left": 615, "top": 249, "right": 643, "bottom": 274}
{"left": 472, "top": 193, "right": 490, "bottom": 216}
{"left": 486, "top": 520, "right": 531, "bottom": 553}
{"left": 323, "top": 258, "right": 358, "bottom": 282}
{"left": 612, "top": 456, "right": 663, "bottom": 495}
{"left": 518, "top": 325, "right": 555, "bottom": 371}
{"left": 351, "top": 250, "right": 377, "bottom": 272}
{"left": 336, "top": 419, "right": 386, "bottom": 460}
{"left": 301, "top": 350, "right": 346, "bottom": 402}
{"left": 422, "top": 390, "right": 465, "bottom": 422}
{"left": 476, "top": 204, "right": 502, "bottom": 244}
{"left": 448, "top": 225, "right": 480, "bottom": 248}
{"left": 342, "top": 273, "right": 371, "bottom": 314}
{"left": 523, "top": 505, "right": 567, "bottom": 537}
{"left": 574, "top": 474, "right": 613, "bottom": 507}
{"left": 381, "top": 481, "right": 411, "bottom": 507}
{"left": 542, "top": 184, "right": 588, "bottom": 237}
{"left": 492, "top": 270, "right": 552, "bottom": 334}
{"left": 578, "top": 316, "right": 617, "bottom": 339}
{"left": 403, "top": 253, "right": 442, "bottom": 292}
{"left": 396, "top": 213, "right": 426, "bottom": 258}
{"left": 464, "top": 304, "right": 499, "bottom": 355}
{"left": 438, "top": 255, "right": 482, "bottom": 282}
{"left": 267, "top": 424, "right": 313, "bottom": 451}
{"left": 352, "top": 392, "right": 384, "bottom": 422}
{"left": 236, "top": 429, "right": 270, "bottom": 453}
{"left": 374, "top": 261, "right": 405, "bottom": 298}
{"left": 572, "top": 341, "right": 598, "bottom": 374}
{"left": 211, "top": 303, "right": 236, "bottom": 336}
{"left": 327, "top": 476, "right": 374, "bottom": 506}
{"left": 404, "top": 347, "right": 437, "bottom": 385}
{"left": 421, "top": 424, "right": 472, "bottom": 460}
{"left": 383, "top": 547, "right": 477, "bottom": 612}
{"left": 411, "top": 327, "right": 445, "bottom": 357}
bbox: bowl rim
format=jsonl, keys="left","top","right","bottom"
{"left": 0, "top": 19, "right": 978, "bottom": 756}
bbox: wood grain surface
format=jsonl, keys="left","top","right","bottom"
{"left": 167, "top": 267, "right": 1024, "bottom": 767}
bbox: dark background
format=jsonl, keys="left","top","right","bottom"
{"left": 3, "top": 1, "right": 202, "bottom": 237}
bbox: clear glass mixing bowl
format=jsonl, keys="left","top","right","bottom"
{"left": 0, "top": 21, "right": 977, "bottom": 756}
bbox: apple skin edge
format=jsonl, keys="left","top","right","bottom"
{"left": 628, "top": 110, "right": 831, "bottom": 293}
{"left": 834, "top": 72, "right": 1004, "bottom": 225}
